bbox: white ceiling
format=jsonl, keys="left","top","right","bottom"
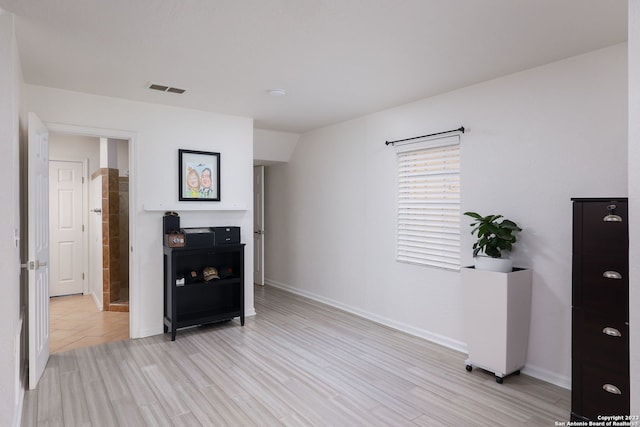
{"left": 0, "top": 0, "right": 628, "bottom": 133}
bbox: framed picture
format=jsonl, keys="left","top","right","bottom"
{"left": 178, "top": 149, "right": 221, "bottom": 201}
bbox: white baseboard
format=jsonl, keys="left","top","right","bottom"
{"left": 91, "top": 290, "right": 102, "bottom": 311}
{"left": 264, "top": 278, "right": 570, "bottom": 390}
{"left": 138, "top": 309, "right": 257, "bottom": 340}
{"left": 264, "top": 279, "right": 467, "bottom": 352}
{"left": 138, "top": 326, "right": 165, "bottom": 339}
{"left": 520, "top": 364, "right": 571, "bottom": 390}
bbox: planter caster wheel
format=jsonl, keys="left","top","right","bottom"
{"left": 465, "top": 364, "right": 472, "bottom": 372}
{"left": 515, "top": 370, "right": 521, "bottom": 375}
{"left": 496, "top": 376, "right": 504, "bottom": 384}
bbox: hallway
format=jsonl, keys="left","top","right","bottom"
{"left": 50, "top": 294, "right": 129, "bottom": 354}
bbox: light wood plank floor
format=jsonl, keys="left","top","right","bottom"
{"left": 50, "top": 294, "right": 129, "bottom": 354}
{"left": 23, "top": 285, "right": 570, "bottom": 426}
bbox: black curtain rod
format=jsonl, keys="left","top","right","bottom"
{"left": 385, "top": 126, "right": 465, "bottom": 146}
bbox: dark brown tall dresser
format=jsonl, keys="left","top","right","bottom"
{"left": 571, "top": 198, "right": 629, "bottom": 421}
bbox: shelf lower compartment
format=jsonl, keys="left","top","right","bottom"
{"left": 176, "top": 283, "right": 240, "bottom": 313}
{"left": 168, "top": 308, "right": 242, "bottom": 328}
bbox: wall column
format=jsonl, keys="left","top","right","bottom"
{"left": 99, "top": 139, "right": 123, "bottom": 310}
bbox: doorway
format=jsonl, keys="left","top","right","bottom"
{"left": 90, "top": 139, "right": 130, "bottom": 312}
{"left": 254, "top": 165, "right": 265, "bottom": 286}
{"left": 48, "top": 131, "right": 132, "bottom": 352}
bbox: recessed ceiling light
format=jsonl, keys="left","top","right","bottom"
{"left": 267, "top": 89, "right": 286, "bottom": 97}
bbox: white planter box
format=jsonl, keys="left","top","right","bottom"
{"left": 461, "top": 266, "right": 533, "bottom": 382}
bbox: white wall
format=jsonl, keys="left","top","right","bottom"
{"left": 117, "top": 139, "right": 129, "bottom": 176}
{"left": 629, "top": 0, "right": 640, "bottom": 414}
{"left": 254, "top": 128, "right": 299, "bottom": 164}
{"left": 49, "top": 134, "right": 128, "bottom": 178}
{"left": 49, "top": 133, "right": 100, "bottom": 172}
{"left": 0, "top": 9, "right": 25, "bottom": 427}
{"left": 265, "top": 44, "right": 628, "bottom": 388}
{"left": 25, "top": 84, "right": 255, "bottom": 339}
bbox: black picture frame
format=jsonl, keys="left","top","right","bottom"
{"left": 178, "top": 149, "right": 221, "bottom": 201}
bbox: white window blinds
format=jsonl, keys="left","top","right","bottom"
{"left": 395, "top": 135, "right": 460, "bottom": 270}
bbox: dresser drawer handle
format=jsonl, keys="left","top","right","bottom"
{"left": 602, "top": 384, "right": 622, "bottom": 395}
{"left": 603, "top": 214, "right": 623, "bottom": 222}
{"left": 602, "top": 327, "right": 622, "bottom": 337}
{"left": 603, "top": 271, "right": 622, "bottom": 279}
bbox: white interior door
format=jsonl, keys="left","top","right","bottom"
{"left": 27, "top": 112, "right": 50, "bottom": 390}
{"left": 253, "top": 166, "right": 265, "bottom": 286}
{"left": 49, "top": 160, "right": 84, "bottom": 296}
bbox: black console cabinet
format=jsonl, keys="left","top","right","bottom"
{"left": 163, "top": 244, "right": 245, "bottom": 340}
{"left": 571, "top": 198, "right": 629, "bottom": 420}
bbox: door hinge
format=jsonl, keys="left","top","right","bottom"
{"left": 82, "top": 272, "right": 85, "bottom": 280}
{"left": 82, "top": 224, "right": 85, "bottom": 232}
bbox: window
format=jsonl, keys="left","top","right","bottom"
{"left": 395, "top": 135, "right": 460, "bottom": 270}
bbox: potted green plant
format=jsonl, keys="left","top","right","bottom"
{"left": 464, "top": 211, "right": 522, "bottom": 272}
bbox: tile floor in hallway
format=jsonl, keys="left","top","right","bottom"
{"left": 49, "top": 294, "right": 129, "bottom": 353}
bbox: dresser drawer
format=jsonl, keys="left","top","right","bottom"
{"left": 571, "top": 198, "right": 629, "bottom": 421}
{"left": 573, "top": 361, "right": 629, "bottom": 420}
{"left": 573, "top": 255, "right": 628, "bottom": 311}
{"left": 572, "top": 309, "right": 628, "bottom": 367}
{"left": 573, "top": 200, "right": 628, "bottom": 256}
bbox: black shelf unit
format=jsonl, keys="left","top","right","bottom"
{"left": 571, "top": 198, "right": 629, "bottom": 420}
{"left": 163, "top": 244, "right": 245, "bottom": 340}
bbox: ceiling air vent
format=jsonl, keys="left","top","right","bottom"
{"left": 166, "top": 87, "right": 186, "bottom": 94}
{"left": 148, "top": 83, "right": 187, "bottom": 94}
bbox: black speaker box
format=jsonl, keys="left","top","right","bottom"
{"left": 213, "top": 226, "right": 240, "bottom": 245}
{"left": 163, "top": 212, "right": 180, "bottom": 234}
